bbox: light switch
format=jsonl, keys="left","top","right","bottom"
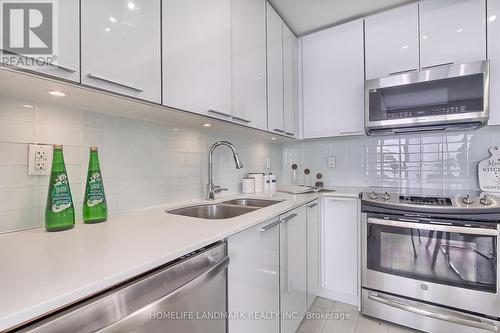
{"left": 327, "top": 156, "right": 336, "bottom": 168}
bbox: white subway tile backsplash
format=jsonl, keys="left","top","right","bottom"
{"left": 0, "top": 98, "right": 281, "bottom": 233}
{"left": 284, "top": 126, "right": 500, "bottom": 191}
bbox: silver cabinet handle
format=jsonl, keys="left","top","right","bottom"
{"left": 208, "top": 109, "right": 231, "bottom": 118}
{"left": 285, "top": 132, "right": 295, "bottom": 136}
{"left": 422, "top": 62, "right": 454, "bottom": 70}
{"left": 96, "top": 257, "right": 230, "bottom": 333}
{"left": 232, "top": 116, "right": 252, "bottom": 123}
{"left": 87, "top": 73, "right": 144, "bottom": 92}
{"left": 367, "top": 217, "right": 498, "bottom": 236}
{"left": 388, "top": 68, "right": 418, "bottom": 76}
{"left": 54, "top": 64, "right": 77, "bottom": 73}
{"left": 1, "top": 49, "right": 77, "bottom": 73}
{"left": 368, "top": 292, "right": 498, "bottom": 332}
{"left": 273, "top": 128, "right": 285, "bottom": 133}
{"left": 308, "top": 203, "right": 318, "bottom": 208}
{"left": 281, "top": 213, "right": 298, "bottom": 223}
{"left": 259, "top": 220, "right": 281, "bottom": 232}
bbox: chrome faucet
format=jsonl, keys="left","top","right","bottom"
{"left": 207, "top": 141, "right": 244, "bottom": 200}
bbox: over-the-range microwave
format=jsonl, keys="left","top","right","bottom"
{"left": 365, "top": 60, "right": 490, "bottom": 135}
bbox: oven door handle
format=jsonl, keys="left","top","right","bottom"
{"left": 367, "top": 217, "right": 498, "bottom": 236}
{"left": 368, "top": 292, "right": 499, "bottom": 332}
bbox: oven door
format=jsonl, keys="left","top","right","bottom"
{"left": 362, "top": 215, "right": 500, "bottom": 318}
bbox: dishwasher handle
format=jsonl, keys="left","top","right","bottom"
{"left": 96, "top": 256, "right": 230, "bottom": 333}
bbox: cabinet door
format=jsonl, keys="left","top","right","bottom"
{"left": 323, "top": 197, "right": 359, "bottom": 306}
{"left": 266, "top": 3, "right": 284, "bottom": 134}
{"left": 0, "top": 0, "right": 80, "bottom": 82}
{"left": 488, "top": 0, "right": 500, "bottom": 125}
{"left": 420, "top": 0, "right": 486, "bottom": 69}
{"left": 365, "top": 3, "right": 419, "bottom": 79}
{"left": 306, "top": 199, "right": 321, "bottom": 310}
{"left": 280, "top": 206, "right": 307, "bottom": 333}
{"left": 228, "top": 218, "right": 280, "bottom": 333}
{"left": 231, "top": 0, "right": 267, "bottom": 130}
{"left": 81, "top": 0, "right": 161, "bottom": 103}
{"left": 163, "top": 0, "right": 232, "bottom": 116}
{"left": 283, "top": 24, "right": 298, "bottom": 137}
{"left": 302, "top": 20, "right": 365, "bottom": 138}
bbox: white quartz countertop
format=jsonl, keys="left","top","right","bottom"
{"left": 0, "top": 188, "right": 361, "bottom": 331}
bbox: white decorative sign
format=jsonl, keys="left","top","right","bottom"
{"left": 478, "top": 147, "right": 500, "bottom": 193}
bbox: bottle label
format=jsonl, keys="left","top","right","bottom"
{"left": 51, "top": 174, "right": 72, "bottom": 213}
{"left": 86, "top": 172, "right": 105, "bottom": 207}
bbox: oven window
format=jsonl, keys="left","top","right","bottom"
{"left": 368, "top": 73, "right": 484, "bottom": 122}
{"left": 366, "top": 222, "right": 497, "bottom": 293}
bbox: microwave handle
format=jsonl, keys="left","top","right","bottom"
{"left": 367, "top": 217, "right": 498, "bottom": 236}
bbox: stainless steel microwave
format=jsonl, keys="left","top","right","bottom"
{"left": 365, "top": 61, "right": 490, "bottom": 135}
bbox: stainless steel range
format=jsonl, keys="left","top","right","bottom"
{"left": 361, "top": 189, "right": 500, "bottom": 333}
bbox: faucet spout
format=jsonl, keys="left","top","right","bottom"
{"left": 207, "top": 141, "right": 244, "bottom": 200}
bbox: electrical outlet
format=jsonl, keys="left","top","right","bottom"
{"left": 327, "top": 156, "right": 336, "bottom": 168}
{"left": 28, "top": 144, "right": 52, "bottom": 176}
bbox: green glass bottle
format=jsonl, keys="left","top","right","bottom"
{"left": 45, "top": 145, "right": 75, "bottom": 232}
{"left": 83, "top": 147, "right": 107, "bottom": 223}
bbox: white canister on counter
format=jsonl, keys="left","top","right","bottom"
{"left": 248, "top": 173, "right": 264, "bottom": 193}
{"left": 269, "top": 174, "right": 277, "bottom": 194}
{"left": 242, "top": 178, "right": 255, "bottom": 194}
{"left": 263, "top": 175, "right": 271, "bottom": 193}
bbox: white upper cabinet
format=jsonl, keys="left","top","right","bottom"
{"left": 283, "top": 24, "right": 299, "bottom": 137}
{"left": 365, "top": 3, "right": 419, "bottom": 79}
{"left": 0, "top": 0, "right": 80, "bottom": 82}
{"left": 267, "top": 3, "right": 285, "bottom": 134}
{"left": 81, "top": 0, "right": 161, "bottom": 103}
{"left": 302, "top": 19, "right": 365, "bottom": 139}
{"left": 163, "top": 0, "right": 232, "bottom": 116}
{"left": 420, "top": 0, "right": 486, "bottom": 69}
{"left": 488, "top": 0, "right": 500, "bottom": 125}
{"left": 231, "top": 0, "right": 267, "bottom": 130}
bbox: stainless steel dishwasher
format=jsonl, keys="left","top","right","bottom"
{"left": 16, "top": 243, "right": 228, "bottom": 333}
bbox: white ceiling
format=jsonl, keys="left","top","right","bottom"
{"left": 268, "top": 0, "right": 417, "bottom": 36}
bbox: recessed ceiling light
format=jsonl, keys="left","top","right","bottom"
{"left": 105, "top": 27, "right": 111, "bottom": 32}
{"left": 128, "top": 2, "right": 135, "bottom": 10}
{"left": 489, "top": 15, "right": 497, "bottom": 22}
{"left": 172, "top": 128, "right": 180, "bottom": 131}
{"left": 422, "top": 35, "right": 428, "bottom": 39}
{"left": 21, "top": 104, "right": 34, "bottom": 109}
{"left": 271, "top": 137, "right": 276, "bottom": 141}
{"left": 109, "top": 16, "right": 117, "bottom": 23}
{"left": 456, "top": 28, "right": 463, "bottom": 33}
{"left": 402, "top": 45, "right": 408, "bottom": 49}
{"left": 202, "top": 123, "right": 211, "bottom": 127}
{"left": 48, "top": 90, "right": 66, "bottom": 97}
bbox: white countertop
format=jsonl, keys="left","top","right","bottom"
{"left": 0, "top": 188, "right": 361, "bottom": 331}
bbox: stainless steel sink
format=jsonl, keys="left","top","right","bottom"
{"left": 167, "top": 204, "right": 259, "bottom": 220}
{"left": 221, "top": 198, "right": 282, "bottom": 208}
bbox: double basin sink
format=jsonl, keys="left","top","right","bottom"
{"left": 167, "top": 198, "right": 282, "bottom": 220}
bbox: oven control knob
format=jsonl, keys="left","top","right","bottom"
{"left": 462, "top": 195, "right": 473, "bottom": 205}
{"left": 382, "top": 192, "right": 391, "bottom": 201}
{"left": 369, "top": 191, "right": 378, "bottom": 200}
{"left": 480, "top": 195, "right": 492, "bottom": 206}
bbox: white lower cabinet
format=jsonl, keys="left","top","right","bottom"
{"left": 321, "top": 196, "right": 360, "bottom": 306}
{"left": 306, "top": 199, "right": 321, "bottom": 309}
{"left": 228, "top": 218, "right": 280, "bottom": 333}
{"left": 280, "top": 206, "right": 307, "bottom": 333}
